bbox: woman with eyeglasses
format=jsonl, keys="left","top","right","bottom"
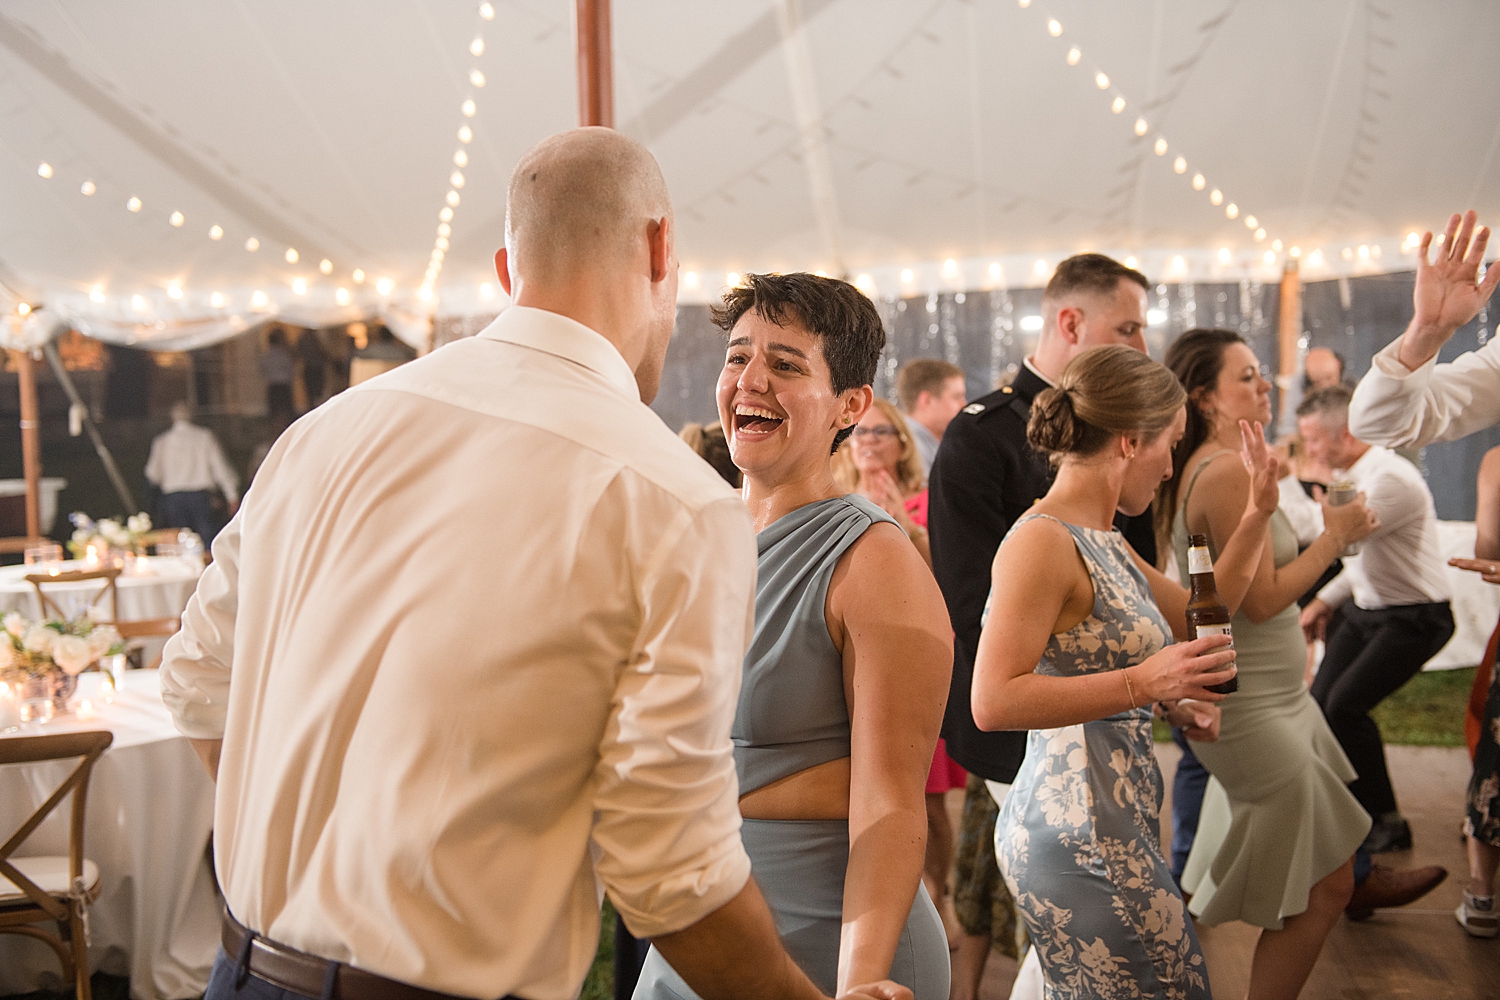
{"left": 834, "top": 396, "right": 964, "bottom": 944}
{"left": 834, "top": 398, "right": 933, "bottom": 568}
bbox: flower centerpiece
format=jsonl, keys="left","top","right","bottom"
{"left": 0, "top": 611, "right": 124, "bottom": 720}
{"left": 68, "top": 512, "right": 153, "bottom": 560}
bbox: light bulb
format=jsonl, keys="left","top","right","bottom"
{"left": 1095, "top": 72, "right": 1109, "bottom": 90}
{"left": 37, "top": 163, "right": 53, "bottom": 179}
{"left": 418, "top": 286, "right": 434, "bottom": 301}
{"left": 252, "top": 290, "right": 268, "bottom": 307}
{"left": 1111, "top": 96, "right": 1125, "bottom": 114}
{"left": 454, "top": 150, "right": 468, "bottom": 167}
{"left": 170, "top": 211, "right": 185, "bottom": 227}
{"left": 1047, "top": 18, "right": 1062, "bottom": 36}
{"left": 127, "top": 196, "right": 142, "bottom": 212}
{"left": 376, "top": 278, "right": 394, "bottom": 295}
{"left": 132, "top": 294, "right": 147, "bottom": 311}
{"left": 1154, "top": 137, "right": 1167, "bottom": 156}
{"left": 167, "top": 284, "right": 182, "bottom": 299}
{"left": 683, "top": 271, "right": 699, "bottom": 288}
{"left": 210, "top": 291, "right": 225, "bottom": 308}
{"left": 1134, "top": 118, "right": 1148, "bottom": 136}
{"left": 1124, "top": 256, "right": 1139, "bottom": 270}
{"left": 1034, "top": 259, "right": 1048, "bottom": 275}
{"left": 90, "top": 286, "right": 105, "bottom": 303}
{"left": 352, "top": 269, "right": 365, "bottom": 283}
{"left": 1310, "top": 249, "right": 1324, "bottom": 265}
{"left": 1218, "top": 248, "right": 1231, "bottom": 264}
{"left": 470, "top": 70, "right": 485, "bottom": 88}
{"left": 1244, "top": 215, "right": 1258, "bottom": 229}
{"left": 1272, "top": 239, "right": 1283, "bottom": 251}
{"left": 480, "top": 282, "right": 495, "bottom": 299}
{"left": 209, "top": 225, "right": 224, "bottom": 240}
{"left": 1371, "top": 244, "right": 1381, "bottom": 258}
{"left": 726, "top": 272, "right": 741, "bottom": 287}
{"left": 470, "top": 37, "right": 484, "bottom": 56}
{"left": 988, "top": 262, "right": 1001, "bottom": 279}
{"left": 1209, "top": 189, "right": 1223, "bottom": 206}
{"left": 1192, "top": 173, "right": 1205, "bottom": 190}
{"left": 335, "top": 287, "right": 351, "bottom": 306}
{"left": 285, "top": 248, "right": 299, "bottom": 263}
{"left": 461, "top": 99, "right": 476, "bottom": 117}
{"left": 1173, "top": 156, "right": 1186, "bottom": 174}
{"left": 292, "top": 278, "right": 307, "bottom": 295}
{"left": 245, "top": 237, "right": 260, "bottom": 251}
{"left": 1017, "top": 0, "right": 1030, "bottom": 6}
{"left": 438, "top": 223, "right": 452, "bottom": 237}
{"left": 1264, "top": 251, "right": 1276, "bottom": 264}
{"left": 440, "top": 207, "right": 454, "bottom": 222}
{"left": 1255, "top": 228, "right": 1266, "bottom": 241}
{"left": 1226, "top": 203, "right": 1239, "bottom": 219}
{"left": 446, "top": 190, "right": 461, "bottom": 206}
{"left": 1289, "top": 246, "right": 1301, "bottom": 258}
{"left": 17, "top": 302, "right": 31, "bottom": 315}
{"left": 900, "top": 268, "right": 914, "bottom": 284}
{"left": 436, "top": 237, "right": 450, "bottom": 250}
{"left": 319, "top": 258, "right": 333, "bottom": 274}
{"left": 458, "top": 126, "right": 473, "bottom": 143}
{"left": 1171, "top": 255, "right": 1186, "bottom": 272}
{"left": 479, "top": 2, "right": 495, "bottom": 19}
{"left": 450, "top": 171, "right": 465, "bottom": 188}
{"left": 80, "top": 180, "right": 96, "bottom": 196}
{"left": 943, "top": 258, "right": 958, "bottom": 277}
{"left": 1066, "top": 47, "right": 1080, "bottom": 66}
{"left": 1358, "top": 244, "right": 1370, "bottom": 259}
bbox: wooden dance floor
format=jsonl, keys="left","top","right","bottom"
{"left": 964, "top": 743, "right": 1500, "bottom": 999}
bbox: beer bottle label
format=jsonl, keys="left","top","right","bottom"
{"left": 1188, "top": 547, "right": 1213, "bottom": 575}
{"left": 1195, "top": 623, "right": 1233, "bottom": 645}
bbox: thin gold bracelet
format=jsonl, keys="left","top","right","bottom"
{"left": 1122, "top": 669, "right": 1138, "bottom": 709}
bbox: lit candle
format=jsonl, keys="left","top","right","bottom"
{"left": 0, "top": 682, "right": 19, "bottom": 731}
{"left": 75, "top": 699, "right": 96, "bottom": 720}
{"left": 85, "top": 543, "right": 101, "bottom": 566}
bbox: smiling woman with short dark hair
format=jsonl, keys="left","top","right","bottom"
{"left": 634, "top": 273, "right": 954, "bottom": 999}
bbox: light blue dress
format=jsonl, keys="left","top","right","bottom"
{"left": 993, "top": 514, "right": 1210, "bottom": 1000}
{"left": 634, "top": 495, "right": 949, "bottom": 999}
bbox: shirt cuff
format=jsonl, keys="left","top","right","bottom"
{"left": 1317, "top": 572, "right": 1353, "bottom": 609}
{"left": 1372, "top": 337, "right": 1431, "bottom": 379}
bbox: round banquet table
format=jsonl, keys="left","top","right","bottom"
{"left": 0, "top": 670, "right": 219, "bottom": 999}
{"left": 0, "top": 556, "right": 204, "bottom": 622}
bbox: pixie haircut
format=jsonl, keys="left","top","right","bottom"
{"left": 712, "top": 273, "right": 886, "bottom": 449}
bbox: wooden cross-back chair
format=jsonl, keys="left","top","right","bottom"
{"left": 25, "top": 567, "right": 120, "bottom": 623}
{"left": 0, "top": 729, "right": 113, "bottom": 1000}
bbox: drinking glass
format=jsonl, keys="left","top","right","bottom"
{"left": 24, "top": 544, "right": 64, "bottom": 573}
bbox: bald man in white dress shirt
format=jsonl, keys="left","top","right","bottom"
{"left": 160, "top": 129, "right": 908, "bottom": 1000}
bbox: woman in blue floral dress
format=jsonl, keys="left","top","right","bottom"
{"left": 972, "top": 346, "right": 1280, "bottom": 999}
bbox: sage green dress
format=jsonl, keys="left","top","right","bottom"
{"left": 1174, "top": 451, "right": 1371, "bottom": 930}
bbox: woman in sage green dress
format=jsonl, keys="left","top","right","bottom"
{"left": 1159, "top": 329, "right": 1378, "bottom": 1000}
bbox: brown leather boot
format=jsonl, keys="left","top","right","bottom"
{"left": 1345, "top": 863, "right": 1448, "bottom": 921}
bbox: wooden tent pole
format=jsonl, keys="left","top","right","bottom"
{"left": 1277, "top": 260, "right": 1302, "bottom": 431}
{"left": 12, "top": 348, "right": 42, "bottom": 541}
{"left": 575, "top": 0, "right": 613, "bottom": 128}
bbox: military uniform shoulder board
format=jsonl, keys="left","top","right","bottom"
{"left": 962, "top": 402, "right": 986, "bottom": 415}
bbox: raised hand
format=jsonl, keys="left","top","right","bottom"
{"left": 1400, "top": 210, "right": 1500, "bottom": 369}
{"left": 1317, "top": 488, "right": 1379, "bottom": 548}
{"left": 1238, "top": 419, "right": 1280, "bottom": 517}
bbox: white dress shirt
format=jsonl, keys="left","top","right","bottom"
{"left": 908, "top": 418, "right": 939, "bottom": 475}
{"left": 1316, "top": 445, "right": 1451, "bottom": 610}
{"left": 160, "top": 306, "right": 757, "bottom": 999}
{"left": 144, "top": 420, "right": 240, "bottom": 502}
{"left": 1349, "top": 335, "right": 1500, "bottom": 448}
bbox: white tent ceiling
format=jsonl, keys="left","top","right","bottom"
{"left": 2, "top": 0, "right": 1498, "bottom": 342}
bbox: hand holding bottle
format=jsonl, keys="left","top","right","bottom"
{"left": 1129, "top": 634, "right": 1237, "bottom": 704}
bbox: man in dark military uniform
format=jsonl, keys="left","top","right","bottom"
{"left": 927, "top": 253, "right": 1157, "bottom": 996}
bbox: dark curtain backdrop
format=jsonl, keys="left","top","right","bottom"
{"left": 651, "top": 269, "right": 1495, "bottom": 521}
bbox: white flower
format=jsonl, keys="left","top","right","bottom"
{"left": 22, "top": 625, "right": 55, "bottom": 654}
{"left": 72, "top": 528, "right": 91, "bottom": 545}
{"left": 99, "top": 519, "right": 129, "bottom": 546}
{"left": 86, "top": 625, "right": 121, "bottom": 658}
{"left": 51, "top": 634, "right": 93, "bottom": 675}
{"left": 3, "top": 612, "right": 24, "bottom": 638}
{"left": 70, "top": 512, "right": 94, "bottom": 530}
{"left": 127, "top": 513, "right": 152, "bottom": 534}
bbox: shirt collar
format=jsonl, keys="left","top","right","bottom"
{"left": 477, "top": 306, "right": 641, "bottom": 400}
{"left": 1023, "top": 356, "right": 1056, "bottom": 387}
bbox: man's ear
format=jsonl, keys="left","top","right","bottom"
{"left": 1056, "top": 305, "right": 1083, "bottom": 345}
{"left": 648, "top": 217, "right": 673, "bottom": 283}
{"left": 494, "top": 248, "right": 513, "bottom": 297}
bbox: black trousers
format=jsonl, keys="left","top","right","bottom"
{"left": 1311, "top": 600, "right": 1454, "bottom": 817}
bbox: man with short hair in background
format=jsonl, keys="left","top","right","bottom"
{"left": 144, "top": 400, "right": 239, "bottom": 544}
{"left": 1305, "top": 346, "right": 1347, "bottom": 391}
{"left": 927, "top": 252, "right": 1167, "bottom": 998}
{"left": 896, "top": 358, "right": 967, "bottom": 475}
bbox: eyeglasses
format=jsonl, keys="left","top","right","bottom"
{"left": 851, "top": 425, "right": 901, "bottom": 440}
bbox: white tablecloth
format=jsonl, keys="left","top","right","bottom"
{"left": 0, "top": 671, "right": 218, "bottom": 999}
{"left": 0, "top": 557, "right": 203, "bottom": 622}
{"left": 1430, "top": 521, "right": 1500, "bottom": 669}
{"left": 0, "top": 478, "right": 68, "bottom": 534}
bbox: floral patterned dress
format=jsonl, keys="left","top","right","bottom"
{"left": 1469, "top": 628, "right": 1500, "bottom": 846}
{"left": 993, "top": 515, "right": 1209, "bottom": 1000}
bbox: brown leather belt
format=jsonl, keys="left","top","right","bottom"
{"left": 221, "top": 909, "right": 521, "bottom": 1000}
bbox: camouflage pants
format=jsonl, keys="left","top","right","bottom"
{"left": 952, "top": 773, "right": 1027, "bottom": 959}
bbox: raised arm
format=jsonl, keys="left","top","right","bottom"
{"left": 973, "top": 517, "right": 1237, "bottom": 734}
{"left": 825, "top": 522, "right": 951, "bottom": 993}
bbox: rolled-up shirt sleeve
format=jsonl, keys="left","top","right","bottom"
{"left": 160, "top": 509, "right": 242, "bottom": 739}
{"left": 591, "top": 496, "right": 757, "bottom": 940}
{"left": 1350, "top": 336, "right": 1500, "bottom": 448}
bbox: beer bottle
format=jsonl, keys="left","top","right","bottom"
{"left": 1184, "top": 532, "right": 1237, "bottom": 695}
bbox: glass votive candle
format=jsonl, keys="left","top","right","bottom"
{"left": 75, "top": 670, "right": 114, "bottom": 708}
{"left": 24, "top": 543, "right": 63, "bottom": 570}
{"left": 0, "top": 682, "right": 20, "bottom": 732}
{"left": 101, "top": 653, "right": 127, "bottom": 695}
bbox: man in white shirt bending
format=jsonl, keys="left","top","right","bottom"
{"left": 1298, "top": 385, "right": 1454, "bottom": 854}
{"left": 160, "top": 128, "right": 907, "bottom": 1000}
{"left": 144, "top": 401, "right": 239, "bottom": 543}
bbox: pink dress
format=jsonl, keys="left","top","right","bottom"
{"left": 908, "top": 490, "right": 968, "bottom": 794}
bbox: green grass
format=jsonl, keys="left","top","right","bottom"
{"left": 1152, "top": 666, "right": 1476, "bottom": 747}
{"left": 580, "top": 898, "right": 617, "bottom": 1000}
